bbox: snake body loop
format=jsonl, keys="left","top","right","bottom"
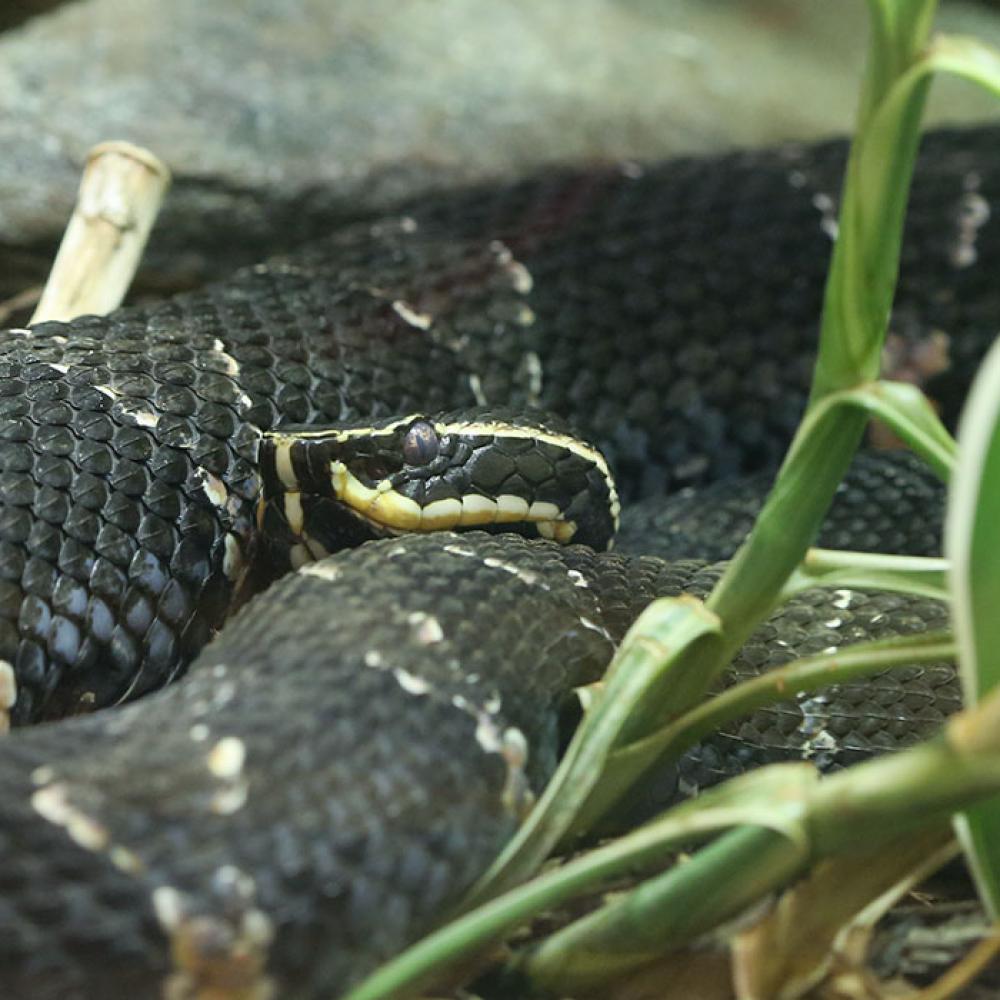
{"left": 0, "top": 127, "right": 996, "bottom": 996}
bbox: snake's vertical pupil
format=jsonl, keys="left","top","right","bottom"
{"left": 402, "top": 421, "right": 439, "bottom": 465}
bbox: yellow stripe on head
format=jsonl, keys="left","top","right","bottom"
{"left": 262, "top": 408, "right": 618, "bottom": 552}
{"left": 330, "top": 461, "right": 580, "bottom": 540}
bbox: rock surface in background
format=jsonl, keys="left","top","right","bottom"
{"left": 3, "top": 0, "right": 1000, "bottom": 301}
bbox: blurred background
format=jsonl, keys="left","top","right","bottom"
{"left": 2, "top": 0, "right": 1000, "bottom": 311}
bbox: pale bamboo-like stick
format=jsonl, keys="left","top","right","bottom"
{"left": 30, "top": 141, "right": 170, "bottom": 324}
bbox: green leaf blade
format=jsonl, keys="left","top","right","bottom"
{"left": 946, "top": 334, "right": 1000, "bottom": 917}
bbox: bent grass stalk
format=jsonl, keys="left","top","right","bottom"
{"left": 522, "top": 688, "right": 1000, "bottom": 993}
{"left": 947, "top": 337, "right": 1000, "bottom": 916}
{"left": 782, "top": 549, "right": 949, "bottom": 604}
{"left": 576, "top": 629, "right": 955, "bottom": 833}
{"left": 344, "top": 686, "right": 1000, "bottom": 1000}
{"left": 464, "top": 596, "right": 720, "bottom": 906}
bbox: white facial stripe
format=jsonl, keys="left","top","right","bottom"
{"left": 273, "top": 442, "right": 298, "bottom": 491}
{"left": 497, "top": 495, "right": 529, "bottom": 519}
{"left": 332, "top": 462, "right": 422, "bottom": 530}
{"left": 289, "top": 544, "right": 312, "bottom": 569}
{"left": 528, "top": 500, "right": 559, "bottom": 520}
{"left": 302, "top": 533, "right": 331, "bottom": 560}
{"left": 433, "top": 420, "right": 608, "bottom": 473}
{"left": 222, "top": 534, "right": 243, "bottom": 581}
{"left": 367, "top": 490, "right": 422, "bottom": 530}
{"left": 330, "top": 461, "right": 574, "bottom": 536}
{"left": 283, "top": 492, "right": 305, "bottom": 535}
{"left": 537, "top": 521, "right": 577, "bottom": 543}
{"left": 265, "top": 416, "right": 418, "bottom": 445}
{"left": 459, "top": 494, "right": 494, "bottom": 519}
{"left": 420, "top": 497, "right": 462, "bottom": 528}
{"left": 270, "top": 418, "right": 609, "bottom": 476}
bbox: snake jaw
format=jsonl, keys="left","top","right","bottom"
{"left": 538, "top": 519, "right": 579, "bottom": 544}
{"left": 327, "top": 458, "right": 585, "bottom": 543}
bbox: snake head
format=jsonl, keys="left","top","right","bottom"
{"left": 259, "top": 407, "right": 620, "bottom": 560}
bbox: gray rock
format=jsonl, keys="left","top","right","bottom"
{"left": 3, "top": 0, "right": 1000, "bottom": 304}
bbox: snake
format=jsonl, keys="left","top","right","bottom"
{"left": 0, "top": 125, "right": 996, "bottom": 999}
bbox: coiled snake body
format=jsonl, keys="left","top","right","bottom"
{"left": 0, "top": 128, "right": 996, "bottom": 998}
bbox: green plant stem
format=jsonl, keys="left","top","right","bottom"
{"left": 344, "top": 686, "right": 1000, "bottom": 1000}
{"left": 609, "top": 392, "right": 869, "bottom": 752}
{"left": 522, "top": 826, "right": 795, "bottom": 994}
{"left": 340, "top": 782, "right": 762, "bottom": 1000}
{"left": 948, "top": 337, "right": 1000, "bottom": 915}
{"left": 782, "top": 549, "right": 949, "bottom": 603}
{"left": 836, "top": 379, "right": 956, "bottom": 480}
{"left": 860, "top": 1, "right": 938, "bottom": 129}
{"left": 671, "top": 632, "right": 954, "bottom": 761}
{"left": 466, "top": 597, "right": 719, "bottom": 905}
{"left": 575, "top": 630, "right": 955, "bottom": 832}
{"left": 524, "top": 691, "right": 1000, "bottom": 996}
{"left": 570, "top": 9, "right": 945, "bottom": 834}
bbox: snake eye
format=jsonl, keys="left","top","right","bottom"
{"left": 402, "top": 420, "right": 439, "bottom": 466}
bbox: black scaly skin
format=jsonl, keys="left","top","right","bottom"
{"left": 1, "top": 234, "right": 544, "bottom": 721}
{"left": 0, "top": 534, "right": 957, "bottom": 998}
{"left": 0, "top": 127, "right": 995, "bottom": 995}
{"left": 616, "top": 449, "right": 947, "bottom": 563}
{"left": 663, "top": 561, "right": 957, "bottom": 796}
{"left": 615, "top": 449, "right": 956, "bottom": 798}
{"left": 2, "top": 126, "right": 997, "bottom": 722}
{"left": 4, "top": 127, "right": 998, "bottom": 723}
{"left": 395, "top": 128, "right": 1000, "bottom": 495}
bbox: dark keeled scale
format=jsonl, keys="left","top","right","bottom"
{"left": 0, "top": 129, "right": 993, "bottom": 997}
{"left": 0, "top": 238, "right": 546, "bottom": 720}
{"left": 1, "top": 127, "right": 996, "bottom": 724}
{"left": 0, "top": 533, "right": 957, "bottom": 997}
{"left": 616, "top": 449, "right": 947, "bottom": 563}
